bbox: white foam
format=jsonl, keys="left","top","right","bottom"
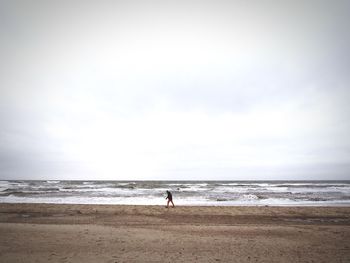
{"left": 1, "top": 181, "right": 350, "bottom": 207}
{"left": 46, "top": 181, "right": 60, "bottom": 184}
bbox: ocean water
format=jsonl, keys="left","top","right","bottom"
{"left": 0, "top": 180, "right": 350, "bottom": 206}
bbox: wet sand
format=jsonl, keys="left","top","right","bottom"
{"left": 0, "top": 203, "right": 349, "bottom": 262}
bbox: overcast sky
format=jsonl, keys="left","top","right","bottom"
{"left": 1, "top": 0, "right": 350, "bottom": 180}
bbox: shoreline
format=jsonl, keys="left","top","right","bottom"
{"left": 1, "top": 202, "right": 350, "bottom": 207}
{"left": 1, "top": 203, "right": 350, "bottom": 226}
{"left": 1, "top": 203, "right": 350, "bottom": 262}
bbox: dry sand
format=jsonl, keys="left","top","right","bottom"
{"left": 0, "top": 203, "right": 349, "bottom": 262}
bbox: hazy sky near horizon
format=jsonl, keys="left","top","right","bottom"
{"left": 1, "top": 0, "right": 350, "bottom": 180}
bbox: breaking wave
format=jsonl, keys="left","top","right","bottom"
{"left": 0, "top": 180, "right": 349, "bottom": 206}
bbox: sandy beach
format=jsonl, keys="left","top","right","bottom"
{"left": 0, "top": 204, "right": 349, "bottom": 262}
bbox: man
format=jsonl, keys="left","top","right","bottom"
{"left": 165, "top": 190, "right": 175, "bottom": 208}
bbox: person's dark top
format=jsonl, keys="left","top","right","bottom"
{"left": 166, "top": 191, "right": 172, "bottom": 201}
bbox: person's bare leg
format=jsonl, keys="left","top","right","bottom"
{"left": 171, "top": 200, "right": 175, "bottom": 207}
{"left": 166, "top": 200, "right": 170, "bottom": 208}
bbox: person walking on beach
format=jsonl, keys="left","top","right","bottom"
{"left": 166, "top": 190, "right": 175, "bottom": 208}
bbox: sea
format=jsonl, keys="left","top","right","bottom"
{"left": 0, "top": 180, "right": 350, "bottom": 206}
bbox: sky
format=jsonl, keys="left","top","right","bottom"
{"left": 0, "top": 0, "right": 350, "bottom": 180}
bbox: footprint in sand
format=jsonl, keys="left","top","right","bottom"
{"left": 60, "top": 256, "right": 68, "bottom": 262}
